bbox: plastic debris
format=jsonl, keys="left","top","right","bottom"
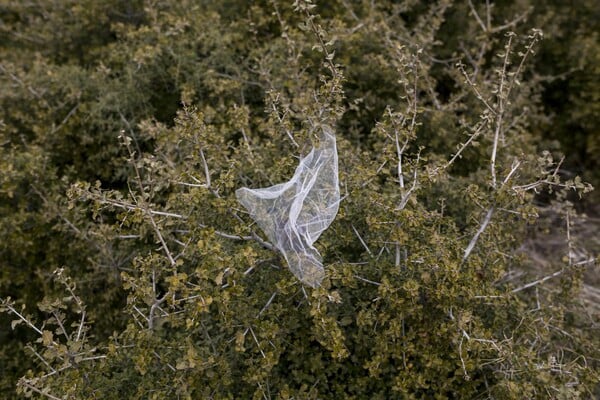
{"left": 236, "top": 126, "right": 340, "bottom": 287}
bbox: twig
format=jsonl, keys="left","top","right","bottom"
{"left": 75, "top": 311, "right": 86, "bottom": 342}
{"left": 122, "top": 135, "right": 177, "bottom": 267}
{"left": 351, "top": 224, "right": 372, "bottom": 256}
{"left": 445, "top": 122, "right": 486, "bottom": 169}
{"left": 463, "top": 207, "right": 495, "bottom": 262}
{"left": 397, "top": 151, "right": 421, "bottom": 210}
{"left": 490, "top": 34, "right": 514, "bottom": 189}
{"left": 457, "top": 62, "right": 497, "bottom": 116}
{"left": 249, "top": 326, "right": 266, "bottom": 358}
{"left": 511, "top": 268, "right": 566, "bottom": 293}
{"left": 0, "top": 63, "right": 41, "bottom": 98}
{"left": 490, "top": 8, "right": 532, "bottom": 33}
{"left": 353, "top": 275, "right": 381, "bottom": 286}
{"left": 31, "top": 185, "right": 82, "bottom": 235}
{"left": 97, "top": 197, "right": 184, "bottom": 218}
{"left": 3, "top": 303, "right": 43, "bottom": 336}
{"left": 148, "top": 292, "right": 169, "bottom": 330}
{"left": 52, "top": 311, "right": 69, "bottom": 339}
{"left": 257, "top": 292, "right": 277, "bottom": 318}
{"left": 459, "top": 333, "right": 471, "bottom": 380}
{"left": 18, "top": 380, "right": 62, "bottom": 400}
{"left": 50, "top": 103, "right": 79, "bottom": 135}
{"left": 26, "top": 345, "right": 56, "bottom": 373}
{"left": 198, "top": 148, "right": 211, "bottom": 188}
{"left": 467, "top": 0, "right": 487, "bottom": 32}
{"left": 78, "top": 355, "right": 107, "bottom": 362}
{"left": 395, "top": 130, "right": 408, "bottom": 188}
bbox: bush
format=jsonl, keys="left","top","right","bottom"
{"left": 1, "top": 1, "right": 598, "bottom": 398}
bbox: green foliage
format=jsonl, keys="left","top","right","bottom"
{"left": 1, "top": 0, "right": 598, "bottom": 398}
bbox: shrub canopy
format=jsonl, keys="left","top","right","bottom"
{"left": 1, "top": 0, "right": 598, "bottom": 398}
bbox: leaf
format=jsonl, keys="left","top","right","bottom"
{"left": 11, "top": 319, "right": 23, "bottom": 330}
{"left": 42, "top": 330, "right": 54, "bottom": 346}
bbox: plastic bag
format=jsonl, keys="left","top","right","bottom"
{"left": 236, "top": 126, "right": 340, "bottom": 287}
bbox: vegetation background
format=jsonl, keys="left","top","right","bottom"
{"left": 1, "top": 0, "right": 598, "bottom": 398}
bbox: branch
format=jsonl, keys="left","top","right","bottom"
{"left": 463, "top": 207, "right": 495, "bottom": 262}
{"left": 396, "top": 151, "right": 421, "bottom": 211}
{"left": 18, "top": 380, "right": 62, "bottom": 400}
{"left": 445, "top": 121, "right": 486, "bottom": 169}
{"left": 457, "top": 62, "right": 497, "bottom": 116}
{"left": 148, "top": 292, "right": 169, "bottom": 330}
{"left": 3, "top": 301, "right": 43, "bottom": 336}
{"left": 351, "top": 224, "right": 373, "bottom": 256}
{"left": 97, "top": 197, "right": 184, "bottom": 218}
{"left": 467, "top": 0, "right": 487, "bottom": 32}
{"left": 490, "top": 34, "right": 514, "bottom": 189}
{"left": 511, "top": 268, "right": 566, "bottom": 293}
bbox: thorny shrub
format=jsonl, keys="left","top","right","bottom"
{"left": 1, "top": 0, "right": 598, "bottom": 398}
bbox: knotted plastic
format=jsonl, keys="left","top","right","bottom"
{"left": 236, "top": 127, "right": 340, "bottom": 287}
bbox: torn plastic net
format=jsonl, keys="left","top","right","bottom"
{"left": 236, "top": 126, "right": 340, "bottom": 288}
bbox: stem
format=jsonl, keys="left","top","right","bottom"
{"left": 463, "top": 207, "right": 495, "bottom": 262}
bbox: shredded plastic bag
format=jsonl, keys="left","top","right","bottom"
{"left": 236, "top": 126, "right": 340, "bottom": 287}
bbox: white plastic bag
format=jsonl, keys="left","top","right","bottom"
{"left": 236, "top": 126, "right": 340, "bottom": 287}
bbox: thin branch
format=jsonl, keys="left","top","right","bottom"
{"left": 257, "top": 292, "right": 277, "bottom": 318}
{"left": 445, "top": 122, "right": 486, "bottom": 169}
{"left": 511, "top": 268, "right": 566, "bottom": 293}
{"left": 490, "top": 8, "right": 532, "bottom": 33}
{"left": 502, "top": 159, "right": 521, "bottom": 185}
{"left": 75, "top": 311, "right": 86, "bottom": 342}
{"left": 4, "top": 303, "right": 43, "bottom": 336}
{"left": 395, "top": 131, "right": 409, "bottom": 188}
{"left": 152, "top": 350, "right": 176, "bottom": 372}
{"left": 31, "top": 185, "right": 82, "bottom": 235}
{"left": 26, "top": 345, "right": 56, "bottom": 373}
{"left": 467, "top": 0, "right": 487, "bottom": 32}
{"left": 463, "top": 207, "right": 495, "bottom": 262}
{"left": 0, "top": 63, "right": 41, "bottom": 98}
{"left": 51, "top": 311, "right": 69, "bottom": 339}
{"left": 396, "top": 151, "right": 421, "bottom": 211}
{"left": 490, "top": 34, "right": 514, "bottom": 189}
{"left": 353, "top": 275, "right": 382, "bottom": 286}
{"left": 148, "top": 292, "right": 169, "bottom": 330}
{"left": 19, "top": 380, "right": 62, "bottom": 400}
{"left": 198, "top": 148, "right": 211, "bottom": 188}
{"left": 97, "top": 197, "right": 184, "bottom": 218}
{"left": 458, "top": 63, "right": 497, "bottom": 116}
{"left": 248, "top": 326, "right": 266, "bottom": 358}
{"left": 506, "top": 29, "right": 542, "bottom": 100}
{"left": 78, "top": 355, "right": 107, "bottom": 362}
{"left": 50, "top": 103, "right": 79, "bottom": 135}
{"left": 351, "top": 224, "right": 372, "bottom": 256}
{"left": 147, "top": 212, "right": 176, "bottom": 267}
{"left": 459, "top": 334, "right": 470, "bottom": 380}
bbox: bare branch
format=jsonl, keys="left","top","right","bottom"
{"left": 467, "top": 0, "right": 487, "bottom": 32}
{"left": 351, "top": 224, "right": 372, "bottom": 256}
{"left": 18, "top": 380, "right": 62, "bottom": 400}
{"left": 257, "top": 292, "right": 278, "bottom": 318}
{"left": 397, "top": 151, "right": 421, "bottom": 211}
{"left": 511, "top": 268, "right": 566, "bottom": 293}
{"left": 26, "top": 345, "right": 56, "bottom": 373}
{"left": 445, "top": 122, "right": 486, "bottom": 169}
{"left": 148, "top": 292, "right": 169, "bottom": 330}
{"left": 458, "top": 62, "right": 497, "bottom": 115}
{"left": 3, "top": 302, "right": 43, "bottom": 336}
{"left": 353, "top": 275, "right": 382, "bottom": 286}
{"left": 491, "top": 34, "right": 514, "bottom": 189}
{"left": 463, "top": 207, "right": 495, "bottom": 262}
